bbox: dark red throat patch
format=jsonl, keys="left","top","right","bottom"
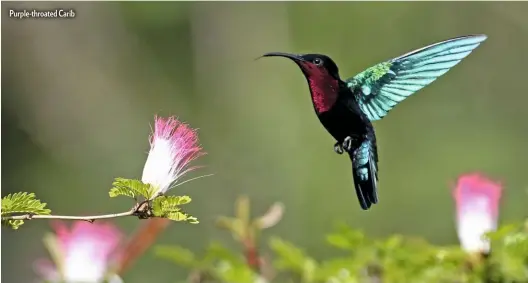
{"left": 298, "top": 61, "right": 339, "bottom": 114}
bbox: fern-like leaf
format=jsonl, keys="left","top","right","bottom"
{"left": 109, "top": 178, "right": 155, "bottom": 200}
{"left": 152, "top": 196, "right": 198, "bottom": 224}
{"left": 1, "top": 192, "right": 51, "bottom": 229}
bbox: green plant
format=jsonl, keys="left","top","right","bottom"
{"left": 155, "top": 198, "right": 528, "bottom": 283}
{"left": 1, "top": 116, "right": 208, "bottom": 230}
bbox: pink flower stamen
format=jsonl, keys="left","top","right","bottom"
{"left": 142, "top": 116, "right": 205, "bottom": 194}
{"left": 35, "top": 221, "right": 123, "bottom": 283}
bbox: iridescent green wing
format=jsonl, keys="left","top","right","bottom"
{"left": 346, "top": 35, "right": 487, "bottom": 121}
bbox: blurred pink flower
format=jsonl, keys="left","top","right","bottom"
{"left": 453, "top": 173, "right": 502, "bottom": 253}
{"left": 34, "top": 221, "right": 123, "bottom": 283}
{"left": 141, "top": 116, "right": 205, "bottom": 195}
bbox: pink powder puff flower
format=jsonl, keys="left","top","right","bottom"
{"left": 34, "top": 221, "right": 124, "bottom": 283}
{"left": 453, "top": 173, "right": 503, "bottom": 253}
{"left": 141, "top": 116, "right": 205, "bottom": 195}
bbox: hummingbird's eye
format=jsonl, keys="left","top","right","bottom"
{"left": 313, "top": 58, "right": 323, "bottom": 66}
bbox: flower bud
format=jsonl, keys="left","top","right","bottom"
{"left": 453, "top": 173, "right": 502, "bottom": 253}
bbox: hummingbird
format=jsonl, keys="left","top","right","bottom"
{"left": 261, "top": 35, "right": 487, "bottom": 210}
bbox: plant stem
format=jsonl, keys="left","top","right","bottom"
{"left": 2, "top": 208, "right": 136, "bottom": 223}
{"left": 244, "top": 241, "right": 261, "bottom": 271}
{"left": 117, "top": 218, "right": 171, "bottom": 274}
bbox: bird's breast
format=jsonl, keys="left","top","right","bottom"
{"left": 317, "top": 102, "right": 370, "bottom": 143}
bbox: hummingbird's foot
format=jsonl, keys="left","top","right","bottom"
{"left": 342, "top": 136, "right": 354, "bottom": 152}
{"left": 334, "top": 142, "right": 344, "bottom": 155}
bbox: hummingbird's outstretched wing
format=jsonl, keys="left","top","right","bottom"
{"left": 349, "top": 137, "right": 379, "bottom": 210}
{"left": 345, "top": 35, "right": 487, "bottom": 121}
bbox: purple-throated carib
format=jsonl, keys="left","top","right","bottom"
{"left": 261, "top": 35, "right": 487, "bottom": 210}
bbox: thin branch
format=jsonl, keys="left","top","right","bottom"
{"left": 243, "top": 239, "right": 261, "bottom": 272}
{"left": 2, "top": 200, "right": 151, "bottom": 223}
{"left": 116, "top": 218, "right": 171, "bottom": 274}
{"left": 2, "top": 209, "right": 136, "bottom": 223}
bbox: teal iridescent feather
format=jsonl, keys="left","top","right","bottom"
{"left": 351, "top": 137, "right": 378, "bottom": 205}
{"left": 346, "top": 35, "right": 487, "bottom": 121}
{"left": 353, "top": 138, "right": 377, "bottom": 181}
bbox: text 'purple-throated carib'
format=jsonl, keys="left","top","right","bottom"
{"left": 261, "top": 35, "right": 487, "bottom": 210}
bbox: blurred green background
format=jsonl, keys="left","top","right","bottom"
{"left": 2, "top": 1, "right": 528, "bottom": 282}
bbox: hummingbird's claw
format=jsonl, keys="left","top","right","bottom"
{"left": 342, "top": 136, "right": 353, "bottom": 152}
{"left": 335, "top": 135, "right": 364, "bottom": 155}
{"left": 334, "top": 142, "right": 344, "bottom": 155}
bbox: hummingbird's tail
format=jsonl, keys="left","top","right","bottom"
{"left": 349, "top": 139, "right": 379, "bottom": 210}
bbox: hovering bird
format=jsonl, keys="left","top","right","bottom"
{"left": 261, "top": 35, "right": 487, "bottom": 210}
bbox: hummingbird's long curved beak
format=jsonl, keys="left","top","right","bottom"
{"left": 257, "top": 52, "right": 304, "bottom": 62}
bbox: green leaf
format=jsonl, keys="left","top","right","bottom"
{"left": 216, "top": 216, "right": 235, "bottom": 230}
{"left": 155, "top": 242, "right": 259, "bottom": 283}
{"left": 43, "top": 233, "right": 65, "bottom": 276}
{"left": 235, "top": 196, "right": 250, "bottom": 239}
{"left": 486, "top": 223, "right": 519, "bottom": 241}
{"left": 154, "top": 245, "right": 198, "bottom": 268}
{"left": 152, "top": 196, "right": 198, "bottom": 224}
{"left": 205, "top": 242, "right": 258, "bottom": 283}
{"left": 4, "top": 219, "right": 24, "bottom": 230}
{"left": 326, "top": 224, "right": 366, "bottom": 251}
{"left": 1, "top": 192, "right": 51, "bottom": 215}
{"left": 213, "top": 261, "right": 258, "bottom": 283}
{"left": 486, "top": 223, "right": 528, "bottom": 282}
{"left": 269, "top": 237, "right": 318, "bottom": 282}
{"left": 205, "top": 242, "right": 246, "bottom": 264}
{"left": 315, "top": 258, "right": 363, "bottom": 282}
{"left": 103, "top": 274, "right": 124, "bottom": 283}
{"left": 108, "top": 178, "right": 155, "bottom": 200}
{"left": 216, "top": 216, "right": 248, "bottom": 242}
{"left": 1, "top": 192, "right": 51, "bottom": 229}
{"left": 253, "top": 202, "right": 284, "bottom": 230}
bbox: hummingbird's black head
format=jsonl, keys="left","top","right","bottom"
{"left": 260, "top": 52, "right": 343, "bottom": 114}
{"left": 260, "top": 52, "right": 341, "bottom": 81}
